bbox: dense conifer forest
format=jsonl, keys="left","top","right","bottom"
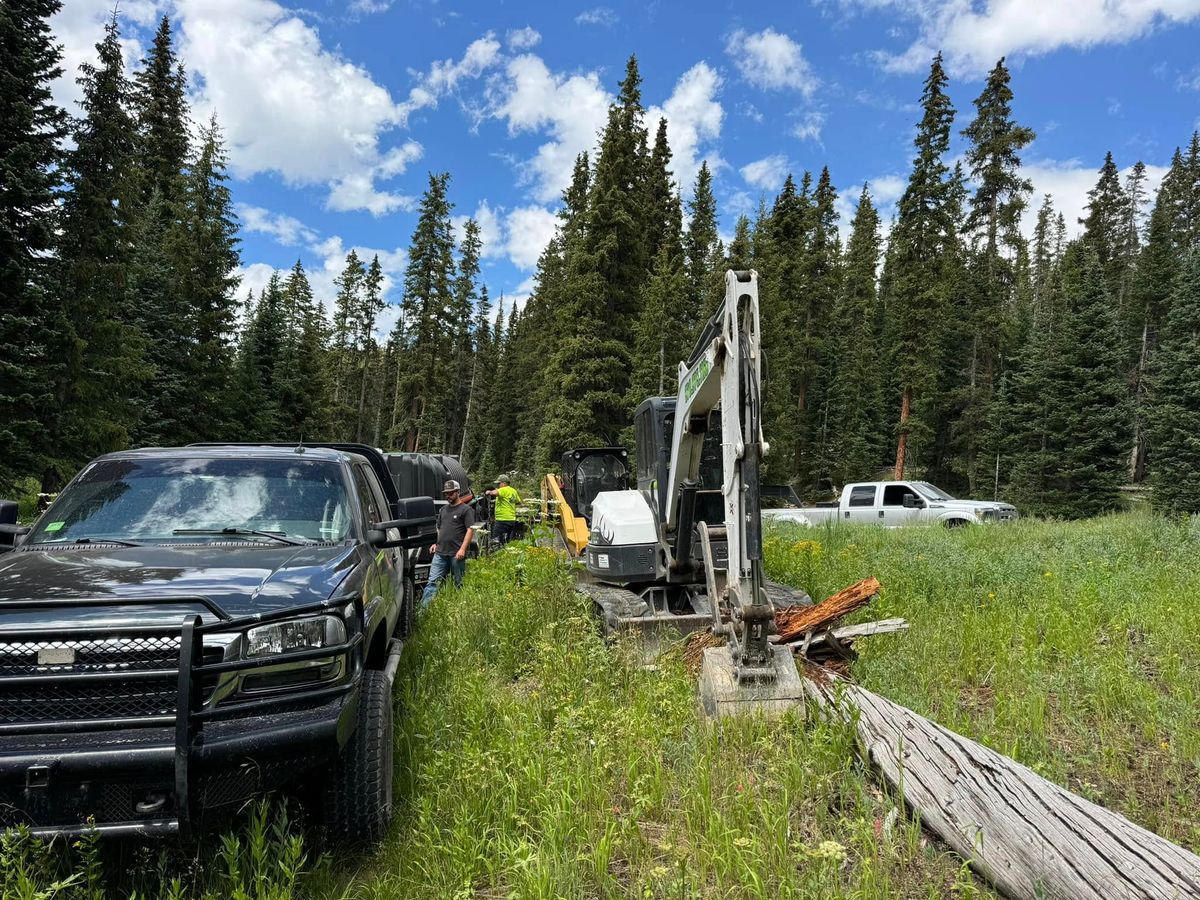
{"left": 4, "top": 3, "right": 1200, "bottom": 517}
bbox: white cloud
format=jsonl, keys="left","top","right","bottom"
{"left": 488, "top": 54, "right": 612, "bottom": 202}
{"left": 648, "top": 62, "right": 725, "bottom": 189}
{"left": 504, "top": 205, "right": 559, "bottom": 269}
{"left": 178, "top": 0, "right": 403, "bottom": 197}
{"left": 350, "top": 0, "right": 392, "bottom": 13}
{"left": 235, "top": 262, "right": 278, "bottom": 304}
{"left": 741, "top": 154, "right": 791, "bottom": 190}
{"left": 452, "top": 201, "right": 505, "bottom": 259}
{"left": 236, "top": 204, "right": 318, "bottom": 245}
{"left": 396, "top": 33, "right": 503, "bottom": 124}
{"left": 835, "top": 173, "right": 906, "bottom": 243}
{"left": 325, "top": 174, "right": 417, "bottom": 216}
{"left": 575, "top": 7, "right": 618, "bottom": 26}
{"left": 725, "top": 27, "right": 819, "bottom": 96}
{"left": 792, "top": 111, "right": 826, "bottom": 142}
{"left": 835, "top": 0, "right": 1200, "bottom": 77}
{"left": 506, "top": 26, "right": 541, "bottom": 50}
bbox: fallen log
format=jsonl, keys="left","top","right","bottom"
{"left": 774, "top": 577, "right": 880, "bottom": 643}
{"left": 803, "top": 670, "right": 1200, "bottom": 900}
{"left": 788, "top": 617, "right": 909, "bottom": 662}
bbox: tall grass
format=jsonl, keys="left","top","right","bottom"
{"left": 7, "top": 514, "right": 1192, "bottom": 896}
{"left": 315, "top": 545, "right": 983, "bottom": 898}
{"left": 764, "top": 514, "right": 1200, "bottom": 849}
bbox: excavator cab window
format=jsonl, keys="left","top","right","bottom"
{"left": 573, "top": 454, "right": 628, "bottom": 520}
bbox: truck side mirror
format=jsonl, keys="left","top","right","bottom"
{"left": 0, "top": 500, "right": 28, "bottom": 551}
{"left": 371, "top": 496, "right": 438, "bottom": 548}
{"left": 902, "top": 494, "right": 920, "bottom": 509}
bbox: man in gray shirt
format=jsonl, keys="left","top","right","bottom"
{"left": 421, "top": 479, "right": 476, "bottom": 606}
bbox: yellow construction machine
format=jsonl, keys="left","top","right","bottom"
{"left": 540, "top": 447, "right": 630, "bottom": 557}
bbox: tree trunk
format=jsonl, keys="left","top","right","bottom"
{"left": 893, "top": 387, "right": 911, "bottom": 479}
{"left": 803, "top": 674, "right": 1200, "bottom": 900}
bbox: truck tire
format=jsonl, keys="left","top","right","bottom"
{"left": 322, "top": 669, "right": 393, "bottom": 844}
{"left": 400, "top": 575, "right": 415, "bottom": 638}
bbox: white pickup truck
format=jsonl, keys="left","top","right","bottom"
{"left": 763, "top": 480, "right": 1019, "bottom": 527}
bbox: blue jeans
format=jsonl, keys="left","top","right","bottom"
{"left": 421, "top": 553, "right": 465, "bottom": 606}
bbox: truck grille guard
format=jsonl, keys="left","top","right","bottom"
{"left": 0, "top": 594, "right": 365, "bottom": 838}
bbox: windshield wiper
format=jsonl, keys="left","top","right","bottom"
{"left": 172, "top": 528, "right": 307, "bottom": 546}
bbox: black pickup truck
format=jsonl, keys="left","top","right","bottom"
{"left": 0, "top": 443, "right": 433, "bottom": 842}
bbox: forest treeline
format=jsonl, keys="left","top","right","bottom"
{"left": 4, "top": 3, "right": 1200, "bottom": 517}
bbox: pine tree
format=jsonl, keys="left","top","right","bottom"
{"left": 684, "top": 161, "right": 722, "bottom": 341}
{"left": 274, "top": 261, "right": 330, "bottom": 441}
{"left": 460, "top": 285, "right": 492, "bottom": 466}
{"left": 881, "top": 53, "right": 958, "bottom": 480}
{"left": 42, "top": 15, "right": 149, "bottom": 492}
{"left": 447, "top": 220, "right": 481, "bottom": 451}
{"left": 956, "top": 57, "right": 1035, "bottom": 491}
{"left": 353, "top": 256, "right": 384, "bottom": 443}
{"left": 1006, "top": 243, "right": 1130, "bottom": 516}
{"left": 330, "top": 250, "right": 366, "bottom": 437}
{"left": 130, "top": 15, "right": 189, "bottom": 211}
{"left": 126, "top": 14, "right": 193, "bottom": 446}
{"left": 1081, "top": 151, "right": 1132, "bottom": 306}
{"left": 799, "top": 166, "right": 841, "bottom": 487}
{"left": 0, "top": 0, "right": 69, "bottom": 490}
{"left": 391, "top": 172, "right": 456, "bottom": 451}
{"left": 825, "top": 186, "right": 885, "bottom": 484}
{"left": 1147, "top": 251, "right": 1200, "bottom": 513}
{"left": 179, "top": 115, "right": 241, "bottom": 440}
{"left": 233, "top": 275, "right": 284, "bottom": 439}
{"left": 726, "top": 215, "right": 752, "bottom": 271}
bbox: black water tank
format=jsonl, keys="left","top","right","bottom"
{"left": 383, "top": 453, "right": 472, "bottom": 499}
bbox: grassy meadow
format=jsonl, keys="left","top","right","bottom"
{"left": 6, "top": 513, "right": 1198, "bottom": 897}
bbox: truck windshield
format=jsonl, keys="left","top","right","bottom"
{"left": 26, "top": 458, "right": 352, "bottom": 545}
{"left": 912, "top": 482, "right": 954, "bottom": 501}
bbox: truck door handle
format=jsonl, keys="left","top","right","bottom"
{"left": 844, "top": 511, "right": 850, "bottom": 518}
{"left": 879, "top": 510, "right": 885, "bottom": 518}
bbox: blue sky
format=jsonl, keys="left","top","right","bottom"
{"left": 52, "top": 0, "right": 1200, "bottom": 332}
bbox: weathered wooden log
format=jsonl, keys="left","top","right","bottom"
{"left": 774, "top": 577, "right": 881, "bottom": 643}
{"left": 803, "top": 671, "right": 1200, "bottom": 900}
{"left": 787, "top": 618, "right": 909, "bottom": 662}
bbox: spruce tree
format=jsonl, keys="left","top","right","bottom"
{"left": 131, "top": 15, "right": 189, "bottom": 211}
{"left": 1081, "top": 151, "right": 1132, "bottom": 306}
{"left": 274, "top": 261, "right": 329, "bottom": 441}
{"left": 179, "top": 115, "right": 241, "bottom": 440}
{"left": 826, "top": 186, "right": 885, "bottom": 484}
{"left": 330, "top": 250, "right": 366, "bottom": 438}
{"left": 390, "top": 172, "right": 456, "bottom": 452}
{"left": 956, "top": 57, "right": 1034, "bottom": 491}
{"left": 1147, "top": 251, "right": 1200, "bottom": 514}
{"left": 1006, "top": 244, "right": 1130, "bottom": 516}
{"left": 447, "top": 220, "right": 481, "bottom": 451}
{"left": 684, "top": 161, "right": 722, "bottom": 341}
{"left": 42, "top": 15, "right": 148, "bottom": 492}
{"left": 880, "top": 53, "right": 958, "bottom": 480}
{"left": 0, "top": 0, "right": 69, "bottom": 490}
{"left": 233, "top": 275, "right": 284, "bottom": 439}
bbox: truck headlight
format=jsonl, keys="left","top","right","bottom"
{"left": 245, "top": 616, "right": 346, "bottom": 658}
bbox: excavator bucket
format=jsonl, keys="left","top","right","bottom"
{"left": 578, "top": 582, "right": 711, "bottom": 659}
{"left": 697, "top": 645, "right": 805, "bottom": 719}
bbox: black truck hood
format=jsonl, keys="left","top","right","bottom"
{"left": 0, "top": 543, "right": 361, "bottom": 630}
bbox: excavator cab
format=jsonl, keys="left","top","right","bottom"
{"left": 561, "top": 447, "right": 630, "bottom": 522}
{"left": 542, "top": 447, "right": 629, "bottom": 557}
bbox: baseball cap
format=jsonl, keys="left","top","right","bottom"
{"left": 494, "top": 475, "right": 509, "bottom": 484}
{"left": 442, "top": 479, "right": 461, "bottom": 494}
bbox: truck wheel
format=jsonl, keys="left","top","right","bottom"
{"left": 944, "top": 518, "right": 969, "bottom": 528}
{"left": 322, "top": 669, "right": 393, "bottom": 844}
{"left": 400, "top": 576, "right": 415, "bottom": 638}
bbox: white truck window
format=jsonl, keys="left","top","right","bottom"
{"left": 882, "top": 484, "right": 915, "bottom": 506}
{"left": 848, "top": 486, "right": 876, "bottom": 507}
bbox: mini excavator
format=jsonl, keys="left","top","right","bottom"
{"left": 577, "top": 270, "right": 808, "bottom": 717}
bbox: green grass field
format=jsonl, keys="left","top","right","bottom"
{"left": 6, "top": 514, "right": 1198, "bottom": 898}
